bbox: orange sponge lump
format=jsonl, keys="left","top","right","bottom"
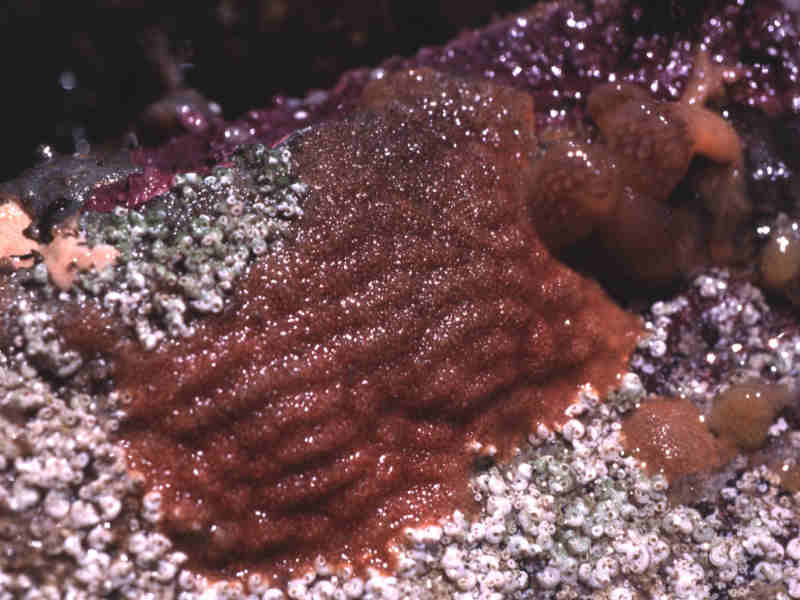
{"left": 621, "top": 396, "right": 734, "bottom": 484}
{"left": 708, "top": 382, "right": 792, "bottom": 452}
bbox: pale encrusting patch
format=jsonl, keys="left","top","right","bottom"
{"left": 0, "top": 198, "right": 118, "bottom": 290}
{"left": 0, "top": 199, "right": 38, "bottom": 269}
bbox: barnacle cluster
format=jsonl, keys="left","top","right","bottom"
{"left": 531, "top": 52, "right": 749, "bottom": 284}
{"left": 2, "top": 145, "right": 306, "bottom": 371}
{"left": 76, "top": 144, "right": 306, "bottom": 348}
{"left": 0, "top": 345, "right": 189, "bottom": 598}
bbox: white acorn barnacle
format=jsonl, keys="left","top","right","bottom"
{"left": 788, "top": 577, "right": 800, "bottom": 600}
{"left": 565, "top": 532, "right": 591, "bottom": 556}
{"left": 662, "top": 507, "right": 694, "bottom": 536}
{"left": 604, "top": 518, "right": 624, "bottom": 538}
{"left": 572, "top": 457, "right": 601, "bottom": 484}
{"left": 141, "top": 490, "right": 162, "bottom": 524}
{"left": 754, "top": 561, "right": 783, "bottom": 583}
{"left": 70, "top": 499, "right": 101, "bottom": 528}
{"left": 592, "top": 499, "right": 620, "bottom": 523}
{"left": 487, "top": 473, "right": 506, "bottom": 495}
{"left": 536, "top": 566, "right": 561, "bottom": 589}
{"left": 111, "top": 205, "right": 129, "bottom": 222}
{"left": 650, "top": 473, "right": 668, "bottom": 492}
{"left": 561, "top": 418, "right": 585, "bottom": 441}
{"left": 546, "top": 460, "right": 575, "bottom": 494}
{"left": 125, "top": 267, "right": 146, "bottom": 290}
{"left": 201, "top": 229, "right": 223, "bottom": 247}
{"left": 561, "top": 498, "right": 590, "bottom": 528}
{"left": 593, "top": 556, "right": 619, "bottom": 585}
{"left": 250, "top": 238, "right": 268, "bottom": 255}
{"left": 215, "top": 214, "right": 232, "bottom": 231}
{"left": 455, "top": 571, "right": 476, "bottom": 591}
{"left": 741, "top": 528, "right": 782, "bottom": 559}
{"left": 486, "top": 494, "right": 512, "bottom": 518}
{"left": 536, "top": 423, "right": 553, "bottom": 442}
{"left": 646, "top": 533, "right": 670, "bottom": 565}
{"left": 485, "top": 521, "right": 506, "bottom": 545}
{"left": 343, "top": 578, "right": 364, "bottom": 599}
{"left": 615, "top": 537, "right": 651, "bottom": 574}
{"left": 587, "top": 522, "right": 605, "bottom": 539}
{"left": 423, "top": 525, "right": 443, "bottom": 544}
{"left": 441, "top": 545, "right": 464, "bottom": 578}
{"left": 177, "top": 274, "right": 201, "bottom": 298}
{"left": 96, "top": 494, "right": 122, "bottom": 520}
{"left": 536, "top": 531, "right": 555, "bottom": 552}
{"left": 787, "top": 537, "right": 800, "bottom": 560}
{"left": 43, "top": 489, "right": 70, "bottom": 519}
{"left": 708, "top": 542, "right": 731, "bottom": 568}
{"left": 618, "top": 502, "right": 637, "bottom": 519}
{"left": 609, "top": 587, "right": 634, "bottom": 600}
{"left": 286, "top": 578, "right": 307, "bottom": 599}
{"left": 506, "top": 534, "right": 532, "bottom": 557}
{"left": 468, "top": 522, "right": 486, "bottom": 542}
{"left": 171, "top": 174, "right": 186, "bottom": 187}
{"left": 691, "top": 521, "right": 715, "bottom": 543}
{"left": 176, "top": 234, "right": 194, "bottom": 251}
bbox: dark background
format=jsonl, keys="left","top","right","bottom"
{"left": 0, "top": 1, "right": 535, "bottom": 182}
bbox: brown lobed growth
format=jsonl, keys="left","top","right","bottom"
{"left": 760, "top": 230, "right": 800, "bottom": 297}
{"left": 708, "top": 382, "right": 793, "bottom": 452}
{"left": 620, "top": 396, "right": 735, "bottom": 484}
{"left": 759, "top": 218, "right": 800, "bottom": 306}
{"left": 621, "top": 383, "right": 794, "bottom": 493}
{"left": 531, "top": 52, "right": 749, "bottom": 284}
{"left": 107, "top": 68, "right": 641, "bottom": 578}
{"left": 782, "top": 464, "right": 800, "bottom": 494}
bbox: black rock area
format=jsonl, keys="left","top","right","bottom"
{"left": 0, "top": 0, "right": 532, "bottom": 183}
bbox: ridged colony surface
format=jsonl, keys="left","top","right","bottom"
{"left": 112, "top": 69, "right": 640, "bottom": 578}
